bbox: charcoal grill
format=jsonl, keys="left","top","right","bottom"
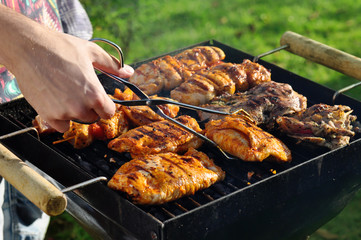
{"left": 1, "top": 37, "right": 361, "bottom": 240}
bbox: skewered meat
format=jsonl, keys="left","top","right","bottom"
{"left": 114, "top": 88, "right": 179, "bottom": 127}
{"left": 204, "top": 116, "right": 292, "bottom": 162}
{"left": 107, "top": 148, "right": 225, "bottom": 205}
{"left": 62, "top": 109, "right": 129, "bottom": 149}
{"left": 276, "top": 103, "right": 359, "bottom": 149}
{"left": 129, "top": 46, "right": 225, "bottom": 95}
{"left": 170, "top": 59, "right": 271, "bottom": 106}
{"left": 199, "top": 81, "right": 307, "bottom": 130}
{"left": 108, "top": 115, "right": 203, "bottom": 158}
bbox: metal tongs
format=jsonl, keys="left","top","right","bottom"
{"left": 90, "top": 38, "right": 248, "bottom": 161}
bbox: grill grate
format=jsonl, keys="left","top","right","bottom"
{"left": 1, "top": 40, "right": 361, "bottom": 240}
{"left": 0, "top": 96, "right": 302, "bottom": 223}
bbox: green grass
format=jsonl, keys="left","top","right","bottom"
{"left": 45, "top": 0, "right": 361, "bottom": 239}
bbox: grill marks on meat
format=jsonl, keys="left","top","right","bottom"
{"left": 170, "top": 62, "right": 244, "bottom": 105}
{"left": 198, "top": 81, "right": 307, "bottom": 130}
{"left": 170, "top": 59, "right": 271, "bottom": 106}
{"left": 114, "top": 88, "right": 179, "bottom": 127}
{"left": 276, "top": 104, "right": 358, "bottom": 149}
{"left": 107, "top": 148, "right": 225, "bottom": 205}
{"left": 176, "top": 46, "right": 225, "bottom": 71}
{"left": 129, "top": 46, "right": 225, "bottom": 95}
{"left": 204, "top": 116, "right": 292, "bottom": 162}
{"left": 108, "top": 115, "right": 203, "bottom": 158}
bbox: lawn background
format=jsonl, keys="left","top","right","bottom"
{"left": 46, "top": 0, "right": 361, "bottom": 239}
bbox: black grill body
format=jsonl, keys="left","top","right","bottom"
{"left": 0, "top": 40, "right": 360, "bottom": 240}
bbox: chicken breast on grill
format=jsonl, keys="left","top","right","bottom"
{"left": 170, "top": 59, "right": 271, "bottom": 106}
{"left": 198, "top": 81, "right": 307, "bottom": 130}
{"left": 108, "top": 115, "right": 203, "bottom": 158}
{"left": 170, "top": 62, "right": 245, "bottom": 105}
{"left": 241, "top": 59, "right": 271, "bottom": 87}
{"left": 276, "top": 103, "right": 358, "bottom": 149}
{"left": 175, "top": 46, "right": 225, "bottom": 71}
{"left": 204, "top": 116, "right": 292, "bottom": 162}
{"left": 107, "top": 148, "right": 225, "bottom": 205}
{"left": 129, "top": 46, "right": 225, "bottom": 95}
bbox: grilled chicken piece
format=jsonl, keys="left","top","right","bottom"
{"left": 204, "top": 116, "right": 292, "bottom": 162}
{"left": 62, "top": 109, "right": 129, "bottom": 149}
{"left": 129, "top": 46, "right": 225, "bottom": 95}
{"left": 199, "top": 81, "right": 307, "bottom": 130}
{"left": 170, "top": 62, "right": 246, "bottom": 105}
{"left": 241, "top": 59, "right": 271, "bottom": 87}
{"left": 170, "top": 60, "right": 271, "bottom": 106}
{"left": 107, "top": 148, "right": 225, "bottom": 205}
{"left": 276, "top": 104, "right": 358, "bottom": 149}
{"left": 175, "top": 46, "right": 225, "bottom": 71}
{"left": 114, "top": 88, "right": 180, "bottom": 127}
{"left": 108, "top": 115, "right": 203, "bottom": 157}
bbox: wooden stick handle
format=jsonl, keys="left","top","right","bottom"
{"left": 0, "top": 144, "right": 67, "bottom": 216}
{"left": 280, "top": 31, "right": 361, "bottom": 81}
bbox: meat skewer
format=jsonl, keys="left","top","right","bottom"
{"left": 60, "top": 109, "right": 130, "bottom": 149}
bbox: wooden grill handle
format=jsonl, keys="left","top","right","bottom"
{"left": 280, "top": 31, "right": 361, "bottom": 81}
{"left": 0, "top": 144, "right": 67, "bottom": 216}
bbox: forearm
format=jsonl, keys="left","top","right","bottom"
{"left": 0, "top": 4, "right": 45, "bottom": 70}
{"left": 0, "top": 4, "right": 133, "bottom": 132}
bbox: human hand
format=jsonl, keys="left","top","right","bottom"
{"left": 0, "top": 6, "right": 134, "bottom": 132}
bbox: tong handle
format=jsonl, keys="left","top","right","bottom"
{"left": 0, "top": 144, "right": 67, "bottom": 216}
{"left": 280, "top": 31, "right": 361, "bottom": 81}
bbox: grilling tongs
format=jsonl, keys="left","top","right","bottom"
{"left": 90, "top": 38, "right": 252, "bottom": 161}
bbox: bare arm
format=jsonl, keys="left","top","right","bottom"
{"left": 0, "top": 4, "right": 134, "bottom": 132}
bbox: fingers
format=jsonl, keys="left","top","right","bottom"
{"left": 45, "top": 119, "right": 71, "bottom": 133}
{"left": 117, "top": 64, "right": 134, "bottom": 78}
{"left": 90, "top": 43, "right": 134, "bottom": 78}
{"left": 91, "top": 92, "right": 116, "bottom": 120}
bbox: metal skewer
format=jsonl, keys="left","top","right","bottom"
{"left": 0, "top": 127, "right": 39, "bottom": 140}
{"left": 61, "top": 176, "right": 108, "bottom": 193}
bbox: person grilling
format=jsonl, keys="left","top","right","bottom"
{"left": 0, "top": 1, "right": 134, "bottom": 239}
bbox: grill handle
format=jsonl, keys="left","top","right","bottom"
{"left": 0, "top": 144, "right": 67, "bottom": 216}
{"left": 280, "top": 31, "right": 361, "bottom": 81}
